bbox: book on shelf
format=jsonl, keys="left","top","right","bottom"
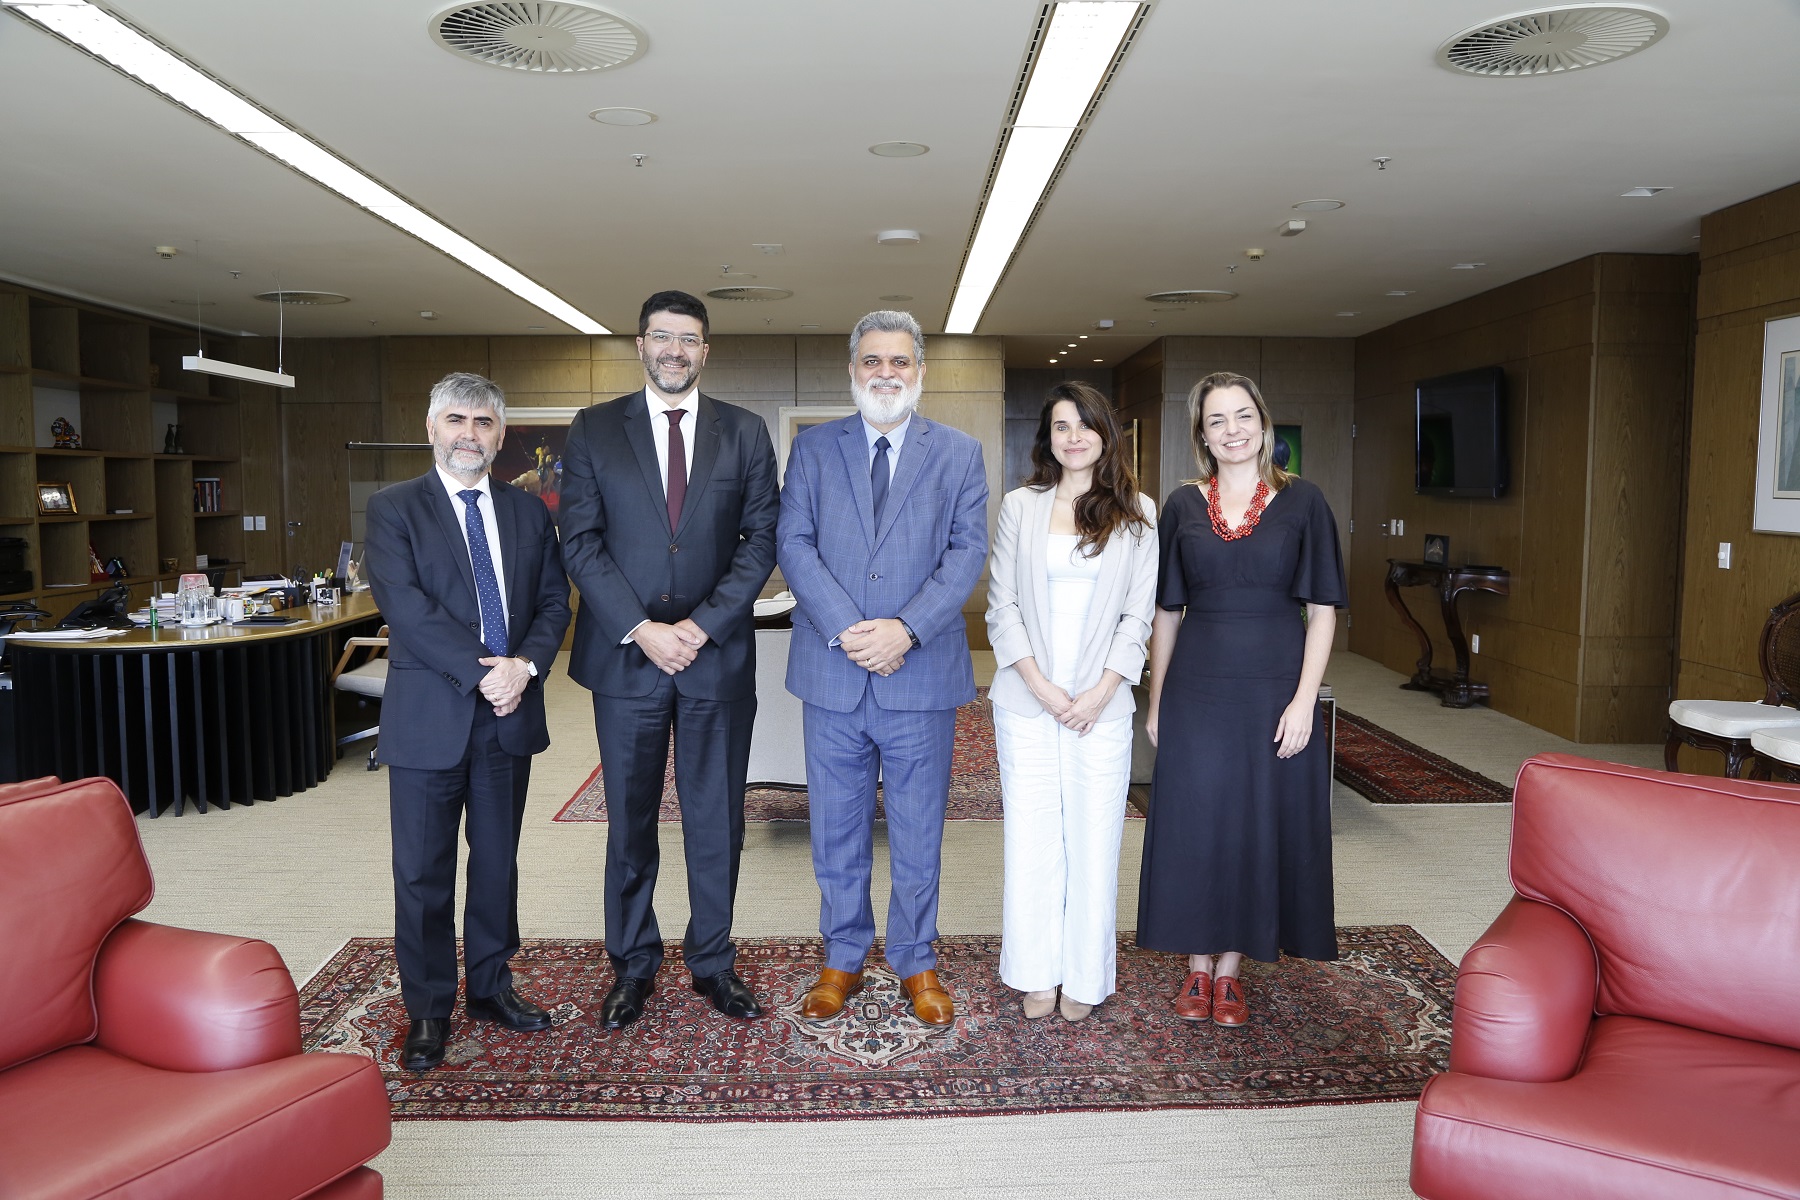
{"left": 192, "top": 477, "right": 222, "bottom": 513}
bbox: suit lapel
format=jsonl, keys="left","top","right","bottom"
{"left": 1028, "top": 486, "right": 1055, "bottom": 644}
{"left": 622, "top": 390, "right": 673, "bottom": 537}
{"left": 425, "top": 475, "right": 479, "bottom": 604}
{"left": 673, "top": 394, "right": 723, "bottom": 539}
{"left": 836, "top": 418, "right": 877, "bottom": 549}
{"left": 873, "top": 415, "right": 933, "bottom": 551}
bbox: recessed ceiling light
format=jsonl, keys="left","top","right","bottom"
{"left": 12, "top": 0, "right": 609, "bottom": 334}
{"left": 1092, "top": 358, "right": 1102, "bottom": 362}
{"left": 589, "top": 107, "right": 656, "bottom": 126}
{"left": 1621, "top": 186, "right": 1670, "bottom": 197}
{"left": 945, "top": 1, "right": 1145, "bottom": 333}
{"left": 1078, "top": 334, "right": 1088, "bottom": 339}
{"left": 876, "top": 230, "right": 921, "bottom": 246}
{"left": 880, "top": 294, "right": 913, "bottom": 302}
{"left": 1438, "top": 6, "right": 1669, "bottom": 78}
{"left": 1336, "top": 311, "right": 1359, "bottom": 317}
{"left": 801, "top": 323, "right": 821, "bottom": 329}
{"left": 1048, "top": 359, "right": 1058, "bottom": 364}
{"left": 1451, "top": 262, "right": 1486, "bottom": 270}
{"left": 869, "top": 141, "right": 929, "bottom": 157}
{"left": 1292, "top": 199, "right": 1346, "bottom": 211}
{"left": 1385, "top": 290, "right": 1415, "bottom": 297}
{"left": 1066, "top": 343, "right": 1077, "bottom": 347}
{"left": 253, "top": 290, "right": 349, "bottom": 305}
{"left": 1144, "top": 290, "right": 1237, "bottom": 304}
{"left": 420, "top": 310, "right": 438, "bottom": 319}
{"left": 706, "top": 286, "right": 793, "bottom": 302}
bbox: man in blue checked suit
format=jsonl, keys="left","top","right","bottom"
{"left": 778, "top": 310, "right": 988, "bottom": 1027}
{"left": 365, "top": 372, "right": 571, "bottom": 1073}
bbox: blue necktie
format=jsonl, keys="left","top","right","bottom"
{"left": 871, "top": 435, "right": 891, "bottom": 527}
{"left": 457, "top": 489, "right": 509, "bottom": 656}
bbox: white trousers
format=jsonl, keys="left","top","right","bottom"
{"left": 994, "top": 703, "right": 1132, "bottom": 1005}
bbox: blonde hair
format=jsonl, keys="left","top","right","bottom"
{"left": 1186, "top": 371, "right": 1290, "bottom": 492}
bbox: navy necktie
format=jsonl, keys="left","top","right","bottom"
{"left": 871, "top": 435, "right": 891, "bottom": 526}
{"left": 457, "top": 489, "right": 509, "bottom": 656}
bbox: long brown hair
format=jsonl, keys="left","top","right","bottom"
{"left": 1025, "top": 381, "right": 1149, "bottom": 556}
{"left": 1187, "top": 371, "right": 1291, "bottom": 492}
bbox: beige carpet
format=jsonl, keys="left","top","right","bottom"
{"left": 131, "top": 651, "right": 1661, "bottom": 1199}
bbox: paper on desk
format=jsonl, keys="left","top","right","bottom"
{"left": 3, "top": 628, "right": 131, "bottom": 641}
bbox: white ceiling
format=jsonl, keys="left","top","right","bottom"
{"left": 3, "top": 0, "right": 1797, "bottom": 367}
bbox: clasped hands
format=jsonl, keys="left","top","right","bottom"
{"left": 839, "top": 618, "right": 909, "bottom": 677}
{"left": 1030, "top": 676, "right": 1115, "bottom": 738}
{"left": 631, "top": 618, "right": 711, "bottom": 676}
{"left": 477, "top": 656, "right": 531, "bottom": 717}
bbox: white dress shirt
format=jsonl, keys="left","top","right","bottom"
{"left": 435, "top": 466, "right": 510, "bottom": 646}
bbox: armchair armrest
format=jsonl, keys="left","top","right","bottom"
{"left": 1448, "top": 895, "right": 1597, "bottom": 1082}
{"left": 92, "top": 918, "right": 302, "bottom": 1072}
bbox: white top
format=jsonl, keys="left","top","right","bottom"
{"left": 1044, "top": 533, "right": 1099, "bottom": 688}
{"left": 434, "top": 465, "right": 510, "bottom": 646}
{"left": 645, "top": 387, "right": 698, "bottom": 491}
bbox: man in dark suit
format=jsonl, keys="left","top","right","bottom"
{"left": 559, "top": 290, "right": 779, "bottom": 1028}
{"left": 365, "top": 371, "right": 572, "bottom": 1072}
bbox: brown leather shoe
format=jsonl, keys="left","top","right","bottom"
{"left": 1173, "top": 970, "right": 1211, "bottom": 1021}
{"left": 899, "top": 970, "right": 955, "bottom": 1026}
{"left": 798, "top": 968, "right": 863, "bottom": 1020}
{"left": 1212, "top": 974, "right": 1248, "bottom": 1027}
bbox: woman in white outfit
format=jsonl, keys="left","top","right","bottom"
{"left": 987, "top": 382, "right": 1158, "bottom": 1022}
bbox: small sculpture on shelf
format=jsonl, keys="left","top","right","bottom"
{"left": 163, "top": 423, "right": 183, "bottom": 455}
{"left": 51, "top": 417, "right": 80, "bottom": 449}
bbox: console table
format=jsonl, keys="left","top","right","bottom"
{"left": 1384, "top": 560, "right": 1510, "bottom": 708}
{"left": 5, "top": 593, "right": 382, "bottom": 815}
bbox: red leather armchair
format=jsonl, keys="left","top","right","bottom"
{"left": 0, "top": 776, "right": 390, "bottom": 1199}
{"left": 1411, "top": 754, "right": 1800, "bottom": 1199}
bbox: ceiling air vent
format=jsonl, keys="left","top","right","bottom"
{"left": 706, "top": 287, "right": 793, "bottom": 302}
{"left": 1438, "top": 6, "right": 1668, "bottom": 77}
{"left": 253, "top": 291, "right": 349, "bottom": 305}
{"left": 1144, "top": 290, "right": 1237, "bottom": 304}
{"left": 430, "top": 2, "right": 646, "bottom": 73}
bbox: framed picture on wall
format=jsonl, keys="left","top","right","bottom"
{"left": 1274, "top": 424, "right": 1302, "bottom": 475}
{"left": 777, "top": 406, "right": 858, "bottom": 478}
{"left": 494, "top": 407, "right": 579, "bottom": 519}
{"left": 1755, "top": 314, "right": 1800, "bottom": 534}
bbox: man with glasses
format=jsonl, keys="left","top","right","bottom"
{"left": 559, "top": 290, "right": 780, "bottom": 1029}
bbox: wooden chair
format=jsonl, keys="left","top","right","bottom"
{"left": 1666, "top": 592, "right": 1800, "bottom": 777}
{"left": 330, "top": 624, "right": 388, "bottom": 771}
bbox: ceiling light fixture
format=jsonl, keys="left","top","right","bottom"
{"left": 7, "top": 0, "right": 609, "bottom": 334}
{"left": 880, "top": 294, "right": 914, "bottom": 303}
{"left": 1451, "top": 262, "right": 1487, "bottom": 270}
{"left": 1292, "top": 199, "right": 1346, "bottom": 212}
{"left": 252, "top": 290, "right": 349, "bottom": 305}
{"left": 588, "top": 106, "right": 656, "bottom": 125}
{"left": 1144, "top": 290, "right": 1236, "bottom": 304}
{"left": 944, "top": 1, "right": 1146, "bottom": 334}
{"left": 869, "top": 141, "right": 930, "bottom": 157}
{"left": 1621, "top": 185, "right": 1670, "bottom": 197}
{"left": 1385, "top": 290, "right": 1415, "bottom": 297}
{"left": 1336, "top": 311, "right": 1359, "bottom": 317}
{"left": 876, "top": 230, "right": 922, "bottom": 246}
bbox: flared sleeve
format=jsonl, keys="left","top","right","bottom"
{"left": 1156, "top": 485, "right": 1189, "bottom": 611}
{"left": 1289, "top": 481, "right": 1348, "bottom": 608}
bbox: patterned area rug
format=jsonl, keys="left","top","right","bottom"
{"left": 555, "top": 688, "right": 1021, "bottom": 822}
{"left": 298, "top": 927, "right": 1453, "bottom": 1120}
{"left": 1334, "top": 710, "right": 1513, "bottom": 804}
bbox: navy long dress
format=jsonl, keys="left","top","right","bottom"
{"left": 1136, "top": 476, "right": 1348, "bottom": 962}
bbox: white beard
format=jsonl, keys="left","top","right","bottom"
{"left": 852, "top": 376, "right": 921, "bottom": 425}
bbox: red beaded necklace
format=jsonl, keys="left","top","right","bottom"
{"left": 1208, "top": 475, "right": 1271, "bottom": 541}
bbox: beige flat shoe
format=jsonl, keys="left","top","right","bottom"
{"left": 1021, "top": 988, "right": 1057, "bottom": 1019}
{"left": 1058, "top": 993, "right": 1094, "bottom": 1022}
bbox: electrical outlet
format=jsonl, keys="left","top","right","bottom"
{"left": 1395, "top": 518, "right": 1405, "bottom": 536}
{"left": 255, "top": 515, "right": 267, "bottom": 531}
{"left": 242, "top": 515, "right": 254, "bottom": 531}
{"left": 1471, "top": 634, "right": 1481, "bottom": 654}
{"left": 1718, "top": 542, "right": 1732, "bottom": 569}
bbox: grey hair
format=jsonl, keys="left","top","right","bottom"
{"left": 427, "top": 371, "right": 507, "bottom": 424}
{"left": 848, "top": 310, "right": 925, "bottom": 362}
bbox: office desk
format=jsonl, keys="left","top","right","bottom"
{"left": 6, "top": 592, "right": 382, "bottom": 815}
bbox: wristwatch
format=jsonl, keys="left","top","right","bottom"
{"left": 515, "top": 656, "right": 538, "bottom": 678}
{"left": 899, "top": 620, "right": 921, "bottom": 650}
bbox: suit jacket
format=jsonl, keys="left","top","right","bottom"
{"left": 559, "top": 389, "right": 779, "bottom": 700}
{"left": 984, "top": 485, "right": 1158, "bottom": 721}
{"left": 778, "top": 412, "right": 988, "bottom": 714}
{"left": 365, "top": 471, "right": 572, "bottom": 770}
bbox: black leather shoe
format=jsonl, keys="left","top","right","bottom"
{"left": 692, "top": 968, "right": 763, "bottom": 1019}
{"left": 467, "top": 986, "right": 552, "bottom": 1032}
{"left": 401, "top": 1018, "right": 448, "bottom": 1072}
{"left": 600, "top": 976, "right": 655, "bottom": 1030}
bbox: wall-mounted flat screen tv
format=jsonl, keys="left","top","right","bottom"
{"left": 1416, "top": 366, "right": 1508, "bottom": 498}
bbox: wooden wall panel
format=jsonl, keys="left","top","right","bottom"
{"left": 282, "top": 402, "right": 379, "bottom": 576}
{"left": 1676, "top": 180, "right": 1800, "bottom": 762}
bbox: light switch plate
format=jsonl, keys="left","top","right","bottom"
{"left": 1718, "top": 542, "right": 1732, "bottom": 569}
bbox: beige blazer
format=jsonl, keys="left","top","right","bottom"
{"left": 985, "top": 485, "right": 1158, "bottom": 721}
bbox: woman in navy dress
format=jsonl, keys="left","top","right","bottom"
{"left": 1137, "top": 371, "right": 1347, "bottom": 1026}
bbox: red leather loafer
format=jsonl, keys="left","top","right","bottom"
{"left": 1213, "top": 974, "right": 1248, "bottom": 1027}
{"left": 1173, "top": 970, "right": 1211, "bottom": 1021}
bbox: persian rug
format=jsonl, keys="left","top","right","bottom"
{"left": 555, "top": 688, "right": 1025, "bottom": 822}
{"left": 1333, "top": 710, "right": 1513, "bottom": 804}
{"left": 298, "top": 926, "right": 1454, "bottom": 1120}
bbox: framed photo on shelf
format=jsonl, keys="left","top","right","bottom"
{"left": 1754, "top": 313, "right": 1800, "bottom": 534}
{"left": 36, "top": 482, "right": 75, "bottom": 515}
{"left": 1423, "top": 533, "right": 1450, "bottom": 565}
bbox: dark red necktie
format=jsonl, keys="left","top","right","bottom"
{"left": 665, "top": 409, "right": 687, "bottom": 530}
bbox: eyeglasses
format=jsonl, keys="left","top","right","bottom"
{"left": 644, "top": 331, "right": 704, "bottom": 349}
